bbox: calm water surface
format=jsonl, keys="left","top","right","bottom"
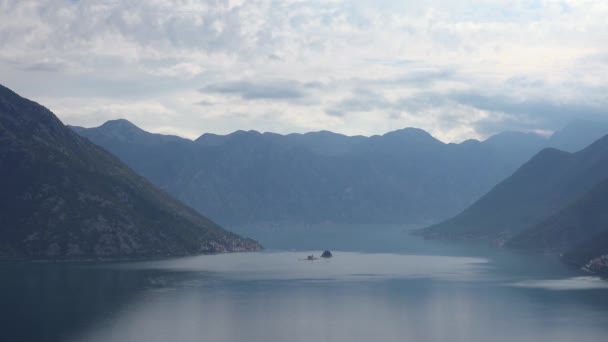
{"left": 2, "top": 227, "right": 608, "bottom": 342}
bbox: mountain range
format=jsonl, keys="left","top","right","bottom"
{"left": 71, "top": 118, "right": 608, "bottom": 230}
{"left": 0, "top": 84, "right": 261, "bottom": 261}
{"left": 421, "top": 133, "right": 608, "bottom": 274}
{"left": 4, "top": 80, "right": 608, "bottom": 272}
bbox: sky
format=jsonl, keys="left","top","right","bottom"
{"left": 1, "top": 0, "right": 607, "bottom": 142}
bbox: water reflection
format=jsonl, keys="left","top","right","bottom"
{"left": 68, "top": 262, "right": 608, "bottom": 342}
{"left": 0, "top": 264, "right": 159, "bottom": 342}
{"left": 2, "top": 248, "right": 608, "bottom": 342}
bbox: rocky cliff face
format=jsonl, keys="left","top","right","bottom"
{"left": 0, "top": 84, "right": 261, "bottom": 261}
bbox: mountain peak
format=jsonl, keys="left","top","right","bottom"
{"left": 195, "top": 130, "right": 262, "bottom": 146}
{"left": 99, "top": 119, "right": 141, "bottom": 132}
{"left": 230, "top": 129, "right": 262, "bottom": 137}
{"left": 0, "top": 83, "right": 69, "bottom": 143}
{"left": 380, "top": 127, "right": 443, "bottom": 145}
{"left": 387, "top": 127, "right": 431, "bottom": 136}
{"left": 0, "top": 84, "right": 261, "bottom": 260}
{"left": 92, "top": 119, "right": 149, "bottom": 142}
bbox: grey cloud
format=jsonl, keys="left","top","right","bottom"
{"left": 391, "top": 92, "right": 451, "bottom": 112}
{"left": 195, "top": 100, "right": 214, "bottom": 106}
{"left": 3, "top": 0, "right": 608, "bottom": 142}
{"left": 198, "top": 68, "right": 456, "bottom": 114}
{"left": 326, "top": 88, "right": 450, "bottom": 118}
{"left": 324, "top": 68, "right": 458, "bottom": 116}
{"left": 413, "top": 90, "right": 608, "bottom": 137}
{"left": 450, "top": 92, "right": 608, "bottom": 135}
{"left": 326, "top": 88, "right": 392, "bottom": 117}
{"left": 505, "top": 76, "right": 545, "bottom": 88}
{"left": 391, "top": 69, "right": 457, "bottom": 86}
{"left": 453, "top": 92, "right": 608, "bottom": 121}
{"left": 2, "top": 57, "right": 69, "bottom": 73}
{"left": 20, "top": 60, "right": 67, "bottom": 72}
{"left": 363, "top": 58, "right": 415, "bottom": 67}
{"left": 349, "top": 68, "right": 458, "bottom": 89}
{"left": 578, "top": 52, "right": 608, "bottom": 65}
{"left": 200, "top": 80, "right": 320, "bottom": 101}
{"left": 325, "top": 83, "right": 608, "bottom": 138}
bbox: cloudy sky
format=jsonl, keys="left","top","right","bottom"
{"left": 1, "top": 0, "right": 607, "bottom": 142}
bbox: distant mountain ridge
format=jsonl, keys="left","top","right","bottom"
{"left": 420, "top": 133, "right": 608, "bottom": 274}
{"left": 421, "top": 136, "right": 608, "bottom": 239}
{"left": 0, "top": 84, "right": 261, "bottom": 260}
{"left": 71, "top": 118, "right": 608, "bottom": 229}
{"left": 547, "top": 119, "right": 608, "bottom": 153}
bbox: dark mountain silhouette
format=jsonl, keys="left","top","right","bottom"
{"left": 0, "top": 84, "right": 260, "bottom": 261}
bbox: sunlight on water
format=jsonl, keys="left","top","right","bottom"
{"left": 51, "top": 251, "right": 608, "bottom": 342}
{"left": 509, "top": 276, "right": 608, "bottom": 290}
{"left": 115, "top": 251, "right": 490, "bottom": 282}
{"left": 3, "top": 248, "right": 608, "bottom": 342}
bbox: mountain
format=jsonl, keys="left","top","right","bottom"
{"left": 421, "top": 134, "right": 608, "bottom": 244}
{"left": 508, "top": 178, "right": 608, "bottom": 252}
{"left": 565, "top": 231, "right": 608, "bottom": 275}
{"left": 0, "top": 84, "right": 261, "bottom": 261}
{"left": 70, "top": 120, "right": 196, "bottom": 193}
{"left": 506, "top": 178, "right": 608, "bottom": 274}
{"left": 73, "top": 120, "right": 553, "bottom": 228}
{"left": 548, "top": 119, "right": 608, "bottom": 152}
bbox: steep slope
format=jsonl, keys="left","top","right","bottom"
{"left": 509, "top": 178, "right": 608, "bottom": 252}
{"left": 506, "top": 179, "right": 608, "bottom": 274}
{"left": 70, "top": 120, "right": 195, "bottom": 192}
{"left": 421, "top": 135, "right": 608, "bottom": 242}
{"left": 74, "top": 121, "right": 547, "bottom": 226}
{"left": 0, "top": 84, "right": 260, "bottom": 260}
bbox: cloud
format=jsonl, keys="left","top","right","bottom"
{"left": 147, "top": 63, "right": 206, "bottom": 79}
{"left": 200, "top": 79, "right": 320, "bottom": 101}
{"left": 195, "top": 100, "right": 215, "bottom": 107}
{"left": 1, "top": 0, "right": 608, "bottom": 142}
{"left": 325, "top": 88, "right": 395, "bottom": 117}
{"left": 450, "top": 91, "right": 608, "bottom": 134}
{"left": 20, "top": 59, "right": 68, "bottom": 72}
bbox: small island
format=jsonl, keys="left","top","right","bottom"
{"left": 321, "top": 250, "right": 333, "bottom": 258}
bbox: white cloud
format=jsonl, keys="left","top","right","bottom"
{"left": 147, "top": 62, "right": 206, "bottom": 79}
{"left": 1, "top": 0, "right": 607, "bottom": 141}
